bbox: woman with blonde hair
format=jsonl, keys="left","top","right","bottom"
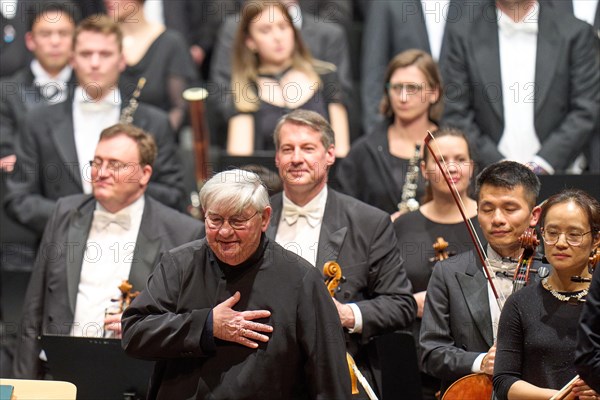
{"left": 226, "top": 0, "right": 349, "bottom": 156}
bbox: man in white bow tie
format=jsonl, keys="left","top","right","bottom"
{"left": 5, "top": 14, "right": 185, "bottom": 240}
{"left": 13, "top": 124, "right": 204, "bottom": 379}
{"left": 267, "top": 109, "right": 417, "bottom": 398}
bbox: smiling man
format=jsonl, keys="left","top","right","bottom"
{"left": 13, "top": 124, "right": 203, "bottom": 379}
{"left": 267, "top": 109, "right": 416, "bottom": 398}
{"left": 5, "top": 15, "right": 184, "bottom": 237}
{"left": 121, "top": 169, "right": 351, "bottom": 399}
{"left": 419, "top": 160, "right": 549, "bottom": 396}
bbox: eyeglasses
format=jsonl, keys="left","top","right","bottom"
{"left": 89, "top": 158, "right": 138, "bottom": 172}
{"left": 205, "top": 211, "right": 259, "bottom": 230}
{"left": 541, "top": 228, "right": 594, "bottom": 247}
{"left": 386, "top": 82, "right": 424, "bottom": 96}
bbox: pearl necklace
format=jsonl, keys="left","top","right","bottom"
{"left": 542, "top": 278, "right": 588, "bottom": 304}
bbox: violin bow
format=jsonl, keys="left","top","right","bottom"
{"left": 424, "top": 131, "right": 506, "bottom": 311}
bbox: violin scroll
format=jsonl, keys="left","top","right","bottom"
{"left": 117, "top": 280, "right": 140, "bottom": 313}
{"left": 323, "top": 261, "right": 345, "bottom": 297}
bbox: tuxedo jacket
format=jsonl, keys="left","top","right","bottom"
{"left": 0, "top": 2, "right": 29, "bottom": 78}
{"left": 420, "top": 249, "right": 547, "bottom": 394}
{"left": 441, "top": 1, "right": 600, "bottom": 171}
{"left": 267, "top": 188, "right": 417, "bottom": 394}
{"left": 575, "top": 262, "right": 600, "bottom": 392}
{"left": 4, "top": 98, "right": 185, "bottom": 235}
{"left": 0, "top": 67, "right": 75, "bottom": 157}
{"left": 12, "top": 193, "right": 204, "bottom": 379}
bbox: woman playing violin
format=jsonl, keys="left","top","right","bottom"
{"left": 494, "top": 189, "right": 600, "bottom": 400}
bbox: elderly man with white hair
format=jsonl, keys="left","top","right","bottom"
{"left": 122, "top": 169, "right": 351, "bottom": 399}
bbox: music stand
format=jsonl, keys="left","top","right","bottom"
{"left": 41, "top": 335, "right": 154, "bottom": 400}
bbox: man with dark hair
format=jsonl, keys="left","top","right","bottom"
{"left": 420, "top": 160, "right": 548, "bottom": 396}
{"left": 5, "top": 14, "right": 185, "bottom": 237}
{"left": 268, "top": 109, "right": 417, "bottom": 398}
{"left": 13, "top": 124, "right": 203, "bottom": 379}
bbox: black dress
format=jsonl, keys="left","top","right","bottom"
{"left": 494, "top": 282, "right": 585, "bottom": 400}
{"left": 229, "top": 70, "right": 343, "bottom": 152}
{"left": 119, "top": 30, "right": 197, "bottom": 120}
{"left": 393, "top": 210, "right": 481, "bottom": 400}
{"left": 334, "top": 120, "right": 426, "bottom": 215}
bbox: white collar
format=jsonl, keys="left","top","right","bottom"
{"left": 74, "top": 86, "right": 122, "bottom": 111}
{"left": 96, "top": 194, "right": 145, "bottom": 217}
{"left": 497, "top": 3, "right": 539, "bottom": 35}
{"left": 282, "top": 185, "right": 327, "bottom": 214}
{"left": 30, "top": 60, "right": 72, "bottom": 86}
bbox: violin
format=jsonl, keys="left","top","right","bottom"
{"left": 429, "top": 237, "right": 456, "bottom": 262}
{"left": 323, "top": 262, "right": 379, "bottom": 400}
{"left": 512, "top": 228, "right": 540, "bottom": 293}
{"left": 117, "top": 280, "right": 140, "bottom": 313}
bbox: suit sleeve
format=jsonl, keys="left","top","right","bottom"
{"left": 4, "top": 114, "right": 57, "bottom": 234}
{"left": 12, "top": 201, "right": 63, "bottom": 378}
{"left": 535, "top": 24, "right": 600, "bottom": 170}
{"left": 0, "top": 79, "right": 18, "bottom": 157}
{"left": 441, "top": 25, "right": 505, "bottom": 164}
{"left": 575, "top": 268, "right": 600, "bottom": 393}
{"left": 419, "top": 260, "right": 481, "bottom": 380}
{"left": 360, "top": 2, "right": 390, "bottom": 132}
{"left": 298, "top": 267, "right": 352, "bottom": 399}
{"left": 143, "top": 109, "right": 186, "bottom": 211}
{"left": 121, "top": 250, "right": 212, "bottom": 360}
{"left": 354, "top": 214, "right": 417, "bottom": 341}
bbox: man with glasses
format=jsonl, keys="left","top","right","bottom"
{"left": 420, "top": 160, "right": 550, "bottom": 396}
{"left": 13, "top": 124, "right": 203, "bottom": 379}
{"left": 5, "top": 15, "right": 184, "bottom": 238}
{"left": 121, "top": 169, "right": 351, "bottom": 399}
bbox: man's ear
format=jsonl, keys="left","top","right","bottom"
{"left": 529, "top": 205, "right": 542, "bottom": 227}
{"left": 139, "top": 165, "right": 152, "bottom": 186}
{"left": 25, "top": 32, "right": 36, "bottom": 52}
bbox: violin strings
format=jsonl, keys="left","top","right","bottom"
{"left": 426, "top": 131, "right": 507, "bottom": 309}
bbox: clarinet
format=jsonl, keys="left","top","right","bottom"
{"left": 119, "top": 77, "right": 146, "bottom": 124}
{"left": 397, "top": 144, "right": 421, "bottom": 214}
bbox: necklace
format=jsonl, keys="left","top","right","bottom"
{"left": 542, "top": 278, "right": 588, "bottom": 304}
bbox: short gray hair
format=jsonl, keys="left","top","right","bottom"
{"left": 273, "top": 109, "right": 335, "bottom": 150}
{"left": 200, "top": 169, "right": 269, "bottom": 214}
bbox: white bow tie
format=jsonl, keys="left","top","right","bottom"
{"left": 283, "top": 203, "right": 321, "bottom": 228}
{"left": 93, "top": 210, "right": 131, "bottom": 231}
{"left": 498, "top": 16, "right": 538, "bottom": 36}
{"left": 487, "top": 258, "right": 518, "bottom": 275}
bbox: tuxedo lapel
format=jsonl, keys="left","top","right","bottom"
{"left": 456, "top": 262, "right": 494, "bottom": 347}
{"left": 472, "top": 13, "right": 503, "bottom": 120}
{"left": 315, "top": 190, "right": 348, "bottom": 269}
{"left": 266, "top": 193, "right": 283, "bottom": 239}
{"left": 50, "top": 101, "right": 82, "bottom": 188}
{"left": 66, "top": 199, "right": 95, "bottom": 313}
{"left": 129, "top": 198, "right": 161, "bottom": 290}
{"left": 410, "top": 0, "right": 431, "bottom": 53}
{"left": 535, "top": 6, "right": 562, "bottom": 115}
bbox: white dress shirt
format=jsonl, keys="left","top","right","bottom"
{"left": 30, "top": 60, "right": 72, "bottom": 104}
{"left": 422, "top": 0, "right": 450, "bottom": 61}
{"left": 275, "top": 187, "right": 364, "bottom": 333}
{"left": 496, "top": 5, "right": 554, "bottom": 173}
{"left": 71, "top": 196, "right": 145, "bottom": 337}
{"left": 143, "top": 0, "right": 164, "bottom": 25}
{"left": 573, "top": 0, "right": 598, "bottom": 26}
{"left": 73, "top": 87, "right": 121, "bottom": 194}
{"left": 276, "top": 186, "right": 327, "bottom": 267}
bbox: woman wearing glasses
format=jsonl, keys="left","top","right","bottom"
{"left": 493, "top": 189, "right": 600, "bottom": 400}
{"left": 335, "top": 49, "right": 442, "bottom": 220}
